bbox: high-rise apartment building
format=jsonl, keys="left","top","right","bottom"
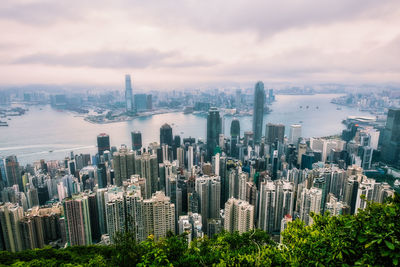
{"left": 252, "top": 81, "right": 265, "bottom": 143}
{"left": 224, "top": 198, "right": 254, "bottom": 234}
{"left": 325, "top": 194, "right": 349, "bottom": 215}
{"left": 5, "top": 155, "right": 21, "bottom": 189}
{"left": 142, "top": 191, "right": 175, "bottom": 241}
{"left": 187, "top": 146, "right": 194, "bottom": 171}
{"left": 0, "top": 203, "right": 24, "bottom": 252}
{"left": 299, "top": 187, "right": 322, "bottom": 225}
{"left": 136, "top": 152, "right": 158, "bottom": 198}
{"left": 273, "top": 180, "right": 294, "bottom": 232}
{"left": 63, "top": 194, "right": 92, "bottom": 246}
{"left": 178, "top": 212, "right": 203, "bottom": 243}
{"left": 195, "top": 175, "right": 221, "bottom": 232}
{"left": 258, "top": 180, "right": 276, "bottom": 233}
{"left": 105, "top": 190, "right": 125, "bottom": 241}
{"left": 112, "top": 146, "right": 135, "bottom": 187}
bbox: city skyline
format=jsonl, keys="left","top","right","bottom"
{"left": 0, "top": 1, "right": 400, "bottom": 89}
{"left": 0, "top": 1, "right": 399, "bottom": 262}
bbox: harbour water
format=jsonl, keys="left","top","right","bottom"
{"left": 0, "top": 94, "right": 371, "bottom": 165}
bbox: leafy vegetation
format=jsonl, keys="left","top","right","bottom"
{"left": 1, "top": 193, "right": 399, "bottom": 266}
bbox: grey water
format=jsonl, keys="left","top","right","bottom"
{"left": 0, "top": 94, "right": 371, "bottom": 165}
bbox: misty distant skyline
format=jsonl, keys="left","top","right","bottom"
{"left": 1, "top": 0, "right": 400, "bottom": 90}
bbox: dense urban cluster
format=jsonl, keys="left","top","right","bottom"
{"left": 0, "top": 81, "right": 399, "bottom": 257}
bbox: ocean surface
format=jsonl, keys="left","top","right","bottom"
{"left": 0, "top": 94, "right": 371, "bottom": 165}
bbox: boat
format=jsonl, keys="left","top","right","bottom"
{"left": 336, "top": 107, "right": 342, "bottom": 110}
{"left": 183, "top": 106, "right": 194, "bottom": 114}
{"left": 49, "top": 150, "right": 53, "bottom": 153}
{"left": 0, "top": 121, "right": 8, "bottom": 127}
{"left": 306, "top": 105, "right": 309, "bottom": 109}
{"left": 316, "top": 106, "right": 319, "bottom": 109}
{"left": 299, "top": 120, "right": 303, "bottom": 123}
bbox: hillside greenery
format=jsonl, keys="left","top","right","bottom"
{"left": 1, "top": 193, "right": 399, "bottom": 266}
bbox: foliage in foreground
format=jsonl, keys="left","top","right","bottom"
{"left": 0, "top": 193, "right": 399, "bottom": 266}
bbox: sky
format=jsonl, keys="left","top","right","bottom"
{"left": 0, "top": 0, "right": 400, "bottom": 90}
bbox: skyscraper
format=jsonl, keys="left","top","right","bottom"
{"left": 289, "top": 124, "right": 302, "bottom": 145}
{"left": 97, "top": 133, "right": 110, "bottom": 155}
{"left": 160, "top": 123, "right": 173, "bottom": 146}
{"left": 265, "top": 123, "right": 285, "bottom": 144}
{"left": 0, "top": 157, "right": 7, "bottom": 187}
{"left": 5, "top": 155, "right": 21, "bottom": 189}
{"left": 299, "top": 187, "right": 322, "bottom": 225}
{"left": 105, "top": 190, "right": 126, "bottom": 241}
{"left": 273, "top": 180, "right": 294, "bottom": 232}
{"left": 125, "top": 74, "right": 134, "bottom": 114}
{"left": 178, "top": 212, "right": 203, "bottom": 243}
{"left": 195, "top": 175, "right": 221, "bottom": 232}
{"left": 142, "top": 191, "right": 175, "bottom": 241}
{"left": 230, "top": 119, "right": 240, "bottom": 157}
{"left": 224, "top": 198, "right": 254, "bottom": 234}
{"left": 0, "top": 203, "right": 24, "bottom": 252}
{"left": 137, "top": 152, "right": 158, "bottom": 198}
{"left": 207, "top": 108, "right": 222, "bottom": 161}
{"left": 134, "top": 94, "right": 148, "bottom": 112}
{"left": 258, "top": 180, "right": 276, "bottom": 233}
{"left": 380, "top": 108, "right": 400, "bottom": 168}
{"left": 187, "top": 146, "right": 194, "bottom": 171}
{"left": 131, "top": 131, "right": 142, "bottom": 151}
{"left": 252, "top": 81, "right": 265, "bottom": 143}
{"left": 63, "top": 194, "right": 92, "bottom": 246}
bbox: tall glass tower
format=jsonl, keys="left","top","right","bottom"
{"left": 207, "top": 108, "right": 222, "bottom": 161}
{"left": 97, "top": 133, "right": 110, "bottom": 155}
{"left": 252, "top": 81, "right": 265, "bottom": 143}
{"left": 125, "top": 74, "right": 134, "bottom": 114}
{"left": 160, "top": 123, "right": 173, "bottom": 146}
{"left": 230, "top": 119, "right": 240, "bottom": 157}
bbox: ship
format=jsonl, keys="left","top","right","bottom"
{"left": 183, "top": 106, "right": 194, "bottom": 114}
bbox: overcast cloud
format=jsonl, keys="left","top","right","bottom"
{"left": 0, "top": 0, "right": 399, "bottom": 89}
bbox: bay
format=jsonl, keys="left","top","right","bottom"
{"left": 0, "top": 94, "right": 371, "bottom": 165}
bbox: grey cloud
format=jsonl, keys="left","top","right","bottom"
{"left": 159, "top": 59, "right": 218, "bottom": 68}
{"left": 219, "top": 35, "right": 400, "bottom": 79}
{"left": 0, "top": 0, "right": 82, "bottom": 24}
{"left": 12, "top": 50, "right": 218, "bottom": 69}
{"left": 13, "top": 50, "right": 174, "bottom": 68}
{"left": 2, "top": 0, "right": 397, "bottom": 38}
{"left": 126, "top": 0, "right": 397, "bottom": 37}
